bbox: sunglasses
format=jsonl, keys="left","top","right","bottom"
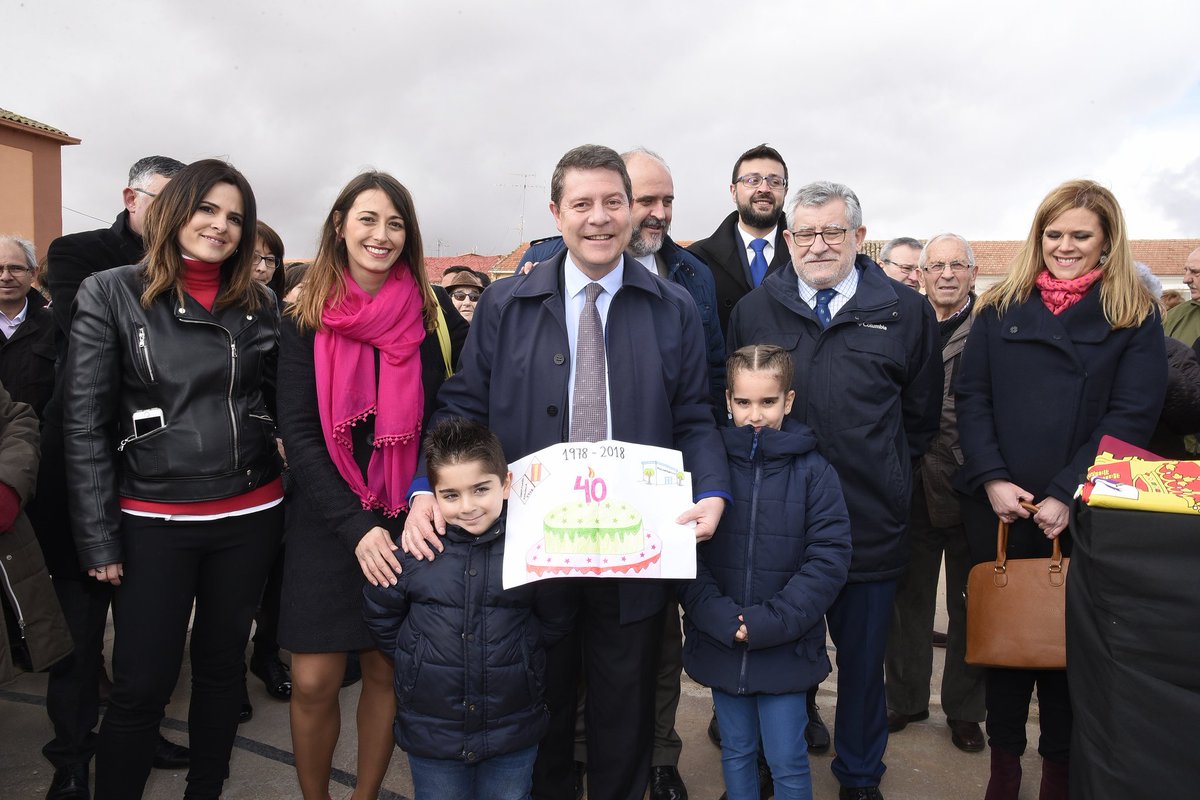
{"left": 450, "top": 289, "right": 481, "bottom": 302}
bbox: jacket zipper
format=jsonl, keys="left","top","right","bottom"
{"left": 177, "top": 318, "right": 240, "bottom": 468}
{"left": 136, "top": 326, "right": 156, "bottom": 382}
{"left": 0, "top": 558, "right": 26, "bottom": 644}
{"left": 737, "top": 429, "right": 762, "bottom": 695}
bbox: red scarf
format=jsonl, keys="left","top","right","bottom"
{"left": 314, "top": 266, "right": 425, "bottom": 516}
{"left": 1035, "top": 268, "right": 1103, "bottom": 315}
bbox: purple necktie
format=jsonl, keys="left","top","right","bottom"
{"left": 570, "top": 282, "right": 607, "bottom": 442}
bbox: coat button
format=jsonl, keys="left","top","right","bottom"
{"left": 468, "top": 568, "right": 477, "bottom": 577}
{"left": 1009, "top": 326, "right": 1019, "bottom": 333}
{"left": 246, "top": 315, "right": 253, "bottom": 320}
{"left": 553, "top": 353, "right": 566, "bottom": 365}
{"left": 466, "top": 752, "right": 476, "bottom": 761}
{"left": 468, "top": 704, "right": 476, "bottom": 712}
{"left": 547, "top": 405, "right": 558, "bottom": 417}
{"left": 466, "top": 633, "right": 475, "bottom": 642}
{"left": 892, "top": 311, "right": 898, "bottom": 318}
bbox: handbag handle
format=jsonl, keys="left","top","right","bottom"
{"left": 994, "top": 501, "right": 1064, "bottom": 572}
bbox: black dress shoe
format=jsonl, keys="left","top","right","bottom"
{"left": 649, "top": 765, "right": 688, "bottom": 800}
{"left": 886, "top": 708, "right": 929, "bottom": 733}
{"left": 947, "top": 718, "right": 985, "bottom": 752}
{"left": 573, "top": 760, "right": 586, "bottom": 800}
{"left": 839, "top": 786, "right": 883, "bottom": 800}
{"left": 152, "top": 734, "right": 190, "bottom": 769}
{"left": 250, "top": 653, "right": 292, "bottom": 700}
{"left": 707, "top": 709, "right": 721, "bottom": 747}
{"left": 239, "top": 702, "right": 253, "bottom": 723}
{"left": 806, "top": 699, "right": 831, "bottom": 754}
{"left": 46, "top": 763, "right": 89, "bottom": 800}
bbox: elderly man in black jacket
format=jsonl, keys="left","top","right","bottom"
{"left": 40, "top": 155, "right": 187, "bottom": 800}
{"left": 728, "top": 181, "right": 941, "bottom": 800}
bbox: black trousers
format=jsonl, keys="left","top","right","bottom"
{"left": 95, "top": 506, "right": 282, "bottom": 800}
{"left": 962, "top": 494, "right": 1072, "bottom": 763}
{"left": 532, "top": 581, "right": 665, "bottom": 800}
{"left": 41, "top": 577, "right": 114, "bottom": 768}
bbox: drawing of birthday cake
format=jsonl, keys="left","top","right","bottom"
{"left": 527, "top": 499, "right": 661, "bottom": 578}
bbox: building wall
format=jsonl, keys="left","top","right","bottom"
{"left": 0, "top": 126, "right": 70, "bottom": 261}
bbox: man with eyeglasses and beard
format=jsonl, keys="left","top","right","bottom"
{"left": 689, "top": 144, "right": 791, "bottom": 336}
{"left": 728, "top": 181, "right": 941, "bottom": 800}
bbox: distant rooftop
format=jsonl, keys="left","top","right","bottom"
{"left": 425, "top": 253, "right": 504, "bottom": 284}
{"left": 0, "top": 107, "right": 81, "bottom": 144}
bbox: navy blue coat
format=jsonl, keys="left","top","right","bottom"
{"left": 727, "top": 257, "right": 942, "bottom": 582}
{"left": 520, "top": 235, "right": 726, "bottom": 408}
{"left": 955, "top": 287, "right": 1167, "bottom": 505}
{"left": 428, "top": 250, "right": 731, "bottom": 623}
{"left": 362, "top": 518, "right": 573, "bottom": 762}
{"left": 680, "top": 421, "right": 851, "bottom": 695}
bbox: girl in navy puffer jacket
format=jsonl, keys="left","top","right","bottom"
{"left": 681, "top": 345, "right": 852, "bottom": 800}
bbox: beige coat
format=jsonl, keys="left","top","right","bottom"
{"left": 0, "top": 381, "right": 71, "bottom": 686}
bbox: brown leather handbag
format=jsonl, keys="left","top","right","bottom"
{"left": 966, "top": 502, "right": 1069, "bottom": 669}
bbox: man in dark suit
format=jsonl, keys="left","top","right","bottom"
{"left": 40, "top": 155, "right": 186, "bottom": 800}
{"left": 728, "top": 181, "right": 942, "bottom": 800}
{"left": 688, "top": 144, "right": 791, "bottom": 335}
{"left": 404, "top": 144, "right": 730, "bottom": 800}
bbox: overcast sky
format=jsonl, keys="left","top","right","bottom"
{"left": 7, "top": 0, "right": 1200, "bottom": 260}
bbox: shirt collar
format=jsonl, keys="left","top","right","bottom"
{"left": 565, "top": 252, "right": 625, "bottom": 299}
{"left": 0, "top": 298, "right": 29, "bottom": 326}
{"left": 797, "top": 264, "right": 859, "bottom": 305}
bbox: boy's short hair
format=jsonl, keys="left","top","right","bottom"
{"left": 424, "top": 417, "right": 508, "bottom": 487}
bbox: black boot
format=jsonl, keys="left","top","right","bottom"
{"left": 984, "top": 747, "right": 1022, "bottom": 800}
{"left": 806, "top": 686, "right": 830, "bottom": 754}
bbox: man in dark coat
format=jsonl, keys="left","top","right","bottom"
{"left": 518, "top": 147, "right": 724, "bottom": 800}
{"left": 688, "top": 143, "right": 791, "bottom": 336}
{"left": 883, "top": 233, "right": 986, "bottom": 754}
{"left": 404, "top": 144, "right": 730, "bottom": 800}
{"left": 728, "top": 181, "right": 941, "bottom": 800}
{"left": 0, "top": 236, "right": 55, "bottom": 417}
{"left": 39, "top": 155, "right": 187, "bottom": 800}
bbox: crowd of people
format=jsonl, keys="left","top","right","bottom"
{"left": 0, "top": 142, "right": 1196, "bottom": 800}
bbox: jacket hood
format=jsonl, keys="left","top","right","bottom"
{"left": 721, "top": 417, "right": 818, "bottom": 462}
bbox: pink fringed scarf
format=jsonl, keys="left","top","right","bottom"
{"left": 314, "top": 266, "right": 425, "bottom": 516}
{"left": 1035, "top": 268, "right": 1103, "bottom": 315}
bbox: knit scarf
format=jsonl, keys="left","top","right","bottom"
{"left": 1035, "top": 268, "right": 1103, "bottom": 315}
{"left": 313, "top": 266, "right": 425, "bottom": 516}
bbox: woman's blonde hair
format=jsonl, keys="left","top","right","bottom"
{"left": 139, "top": 159, "right": 266, "bottom": 312}
{"left": 289, "top": 172, "right": 437, "bottom": 332}
{"left": 977, "top": 179, "right": 1155, "bottom": 329}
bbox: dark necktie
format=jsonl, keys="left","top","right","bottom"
{"left": 570, "top": 282, "right": 607, "bottom": 442}
{"left": 749, "top": 238, "right": 769, "bottom": 287}
{"left": 815, "top": 288, "right": 837, "bottom": 328}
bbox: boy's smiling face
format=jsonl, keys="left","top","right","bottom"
{"left": 433, "top": 461, "right": 512, "bottom": 536}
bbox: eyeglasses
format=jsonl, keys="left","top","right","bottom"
{"left": 450, "top": 290, "right": 481, "bottom": 302}
{"left": 880, "top": 259, "right": 918, "bottom": 275}
{"left": 789, "top": 227, "right": 848, "bottom": 247}
{"left": 133, "top": 187, "right": 158, "bottom": 198}
{"left": 252, "top": 254, "right": 279, "bottom": 270}
{"left": 921, "top": 261, "right": 973, "bottom": 274}
{"left": 0, "top": 264, "right": 34, "bottom": 277}
{"left": 735, "top": 173, "right": 788, "bottom": 190}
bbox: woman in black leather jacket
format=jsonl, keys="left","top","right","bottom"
{"left": 64, "top": 159, "right": 283, "bottom": 800}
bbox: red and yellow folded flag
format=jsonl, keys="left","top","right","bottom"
{"left": 1082, "top": 436, "right": 1200, "bottom": 516}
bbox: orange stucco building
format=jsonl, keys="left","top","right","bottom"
{"left": 0, "top": 108, "right": 81, "bottom": 261}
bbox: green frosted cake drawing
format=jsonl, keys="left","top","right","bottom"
{"left": 543, "top": 499, "right": 644, "bottom": 555}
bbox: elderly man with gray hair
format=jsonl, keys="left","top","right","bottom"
{"left": 877, "top": 236, "right": 923, "bottom": 290}
{"left": 727, "top": 181, "right": 942, "bottom": 800}
{"left": 883, "top": 233, "right": 986, "bottom": 754}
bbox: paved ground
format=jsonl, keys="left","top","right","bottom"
{"left": 1, "top": 569, "right": 1051, "bottom": 799}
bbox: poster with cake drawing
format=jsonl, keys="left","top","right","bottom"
{"left": 502, "top": 439, "right": 697, "bottom": 588}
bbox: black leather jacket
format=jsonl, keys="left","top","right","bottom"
{"left": 64, "top": 265, "right": 281, "bottom": 569}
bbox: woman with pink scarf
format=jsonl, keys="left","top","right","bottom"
{"left": 955, "top": 180, "right": 1166, "bottom": 800}
{"left": 277, "top": 172, "right": 467, "bottom": 800}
